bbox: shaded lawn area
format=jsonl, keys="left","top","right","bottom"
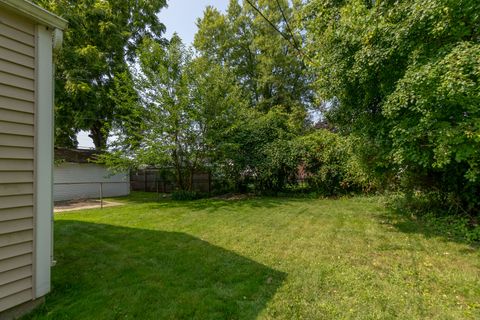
{"left": 25, "top": 193, "right": 479, "bottom": 319}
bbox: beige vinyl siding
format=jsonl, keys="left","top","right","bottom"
{"left": 0, "top": 146, "right": 34, "bottom": 159}
{"left": 0, "top": 183, "right": 33, "bottom": 197}
{"left": 0, "top": 195, "right": 34, "bottom": 210}
{"left": 0, "top": 277, "right": 32, "bottom": 299}
{"left": 0, "top": 9, "right": 35, "bottom": 35}
{"left": 0, "top": 289, "right": 33, "bottom": 312}
{"left": 0, "top": 72, "right": 35, "bottom": 92}
{"left": 0, "top": 254, "right": 32, "bottom": 273}
{"left": 0, "top": 207, "right": 33, "bottom": 222}
{"left": 0, "top": 171, "right": 34, "bottom": 184}
{"left": 0, "top": 47, "right": 34, "bottom": 69}
{"left": 0, "top": 62, "right": 34, "bottom": 85}
{"left": 0, "top": 84, "right": 34, "bottom": 102}
{"left": 0, "top": 230, "right": 33, "bottom": 248}
{"left": 0, "top": 159, "right": 34, "bottom": 171}
{"left": 0, "top": 120, "right": 34, "bottom": 136}
{"left": 0, "top": 34, "right": 34, "bottom": 56}
{"left": 0, "top": 23, "right": 35, "bottom": 45}
{"left": 0, "top": 135, "right": 34, "bottom": 148}
{"left": 0, "top": 8, "right": 35, "bottom": 312}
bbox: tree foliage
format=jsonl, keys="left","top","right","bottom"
{"left": 294, "top": 130, "right": 371, "bottom": 195}
{"left": 216, "top": 107, "right": 301, "bottom": 192}
{"left": 105, "top": 35, "right": 244, "bottom": 191}
{"left": 33, "top": 0, "right": 167, "bottom": 149}
{"left": 106, "top": 0, "right": 321, "bottom": 193}
{"left": 194, "top": 0, "right": 313, "bottom": 113}
{"left": 303, "top": 0, "right": 480, "bottom": 214}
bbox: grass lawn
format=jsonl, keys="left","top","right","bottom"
{"left": 25, "top": 193, "right": 479, "bottom": 319}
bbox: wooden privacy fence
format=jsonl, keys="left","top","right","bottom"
{"left": 130, "top": 169, "right": 212, "bottom": 193}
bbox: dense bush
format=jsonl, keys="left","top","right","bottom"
{"left": 215, "top": 107, "right": 302, "bottom": 193}
{"left": 214, "top": 122, "right": 373, "bottom": 196}
{"left": 293, "top": 130, "right": 373, "bottom": 195}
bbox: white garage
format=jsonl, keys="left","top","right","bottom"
{"left": 54, "top": 148, "right": 130, "bottom": 202}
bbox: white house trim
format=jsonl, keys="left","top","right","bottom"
{"left": 0, "top": 0, "right": 67, "bottom": 30}
{"left": 34, "top": 24, "right": 54, "bottom": 298}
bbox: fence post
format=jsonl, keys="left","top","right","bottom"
{"left": 208, "top": 171, "right": 212, "bottom": 195}
{"left": 144, "top": 170, "right": 147, "bottom": 192}
{"left": 100, "top": 182, "right": 103, "bottom": 209}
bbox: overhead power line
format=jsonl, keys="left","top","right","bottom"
{"left": 245, "top": 0, "right": 287, "bottom": 41}
{"left": 275, "top": 0, "right": 301, "bottom": 51}
{"left": 244, "top": 0, "right": 313, "bottom": 63}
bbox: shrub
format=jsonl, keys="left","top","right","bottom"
{"left": 293, "top": 130, "right": 373, "bottom": 196}
{"left": 388, "top": 192, "right": 480, "bottom": 243}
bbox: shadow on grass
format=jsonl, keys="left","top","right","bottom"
{"left": 378, "top": 208, "right": 479, "bottom": 249}
{"left": 25, "top": 221, "right": 286, "bottom": 320}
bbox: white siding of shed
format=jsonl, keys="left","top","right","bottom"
{"left": 0, "top": 8, "right": 35, "bottom": 312}
{"left": 54, "top": 163, "right": 130, "bottom": 201}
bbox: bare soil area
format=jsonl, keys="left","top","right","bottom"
{"left": 212, "top": 193, "right": 254, "bottom": 200}
{"left": 54, "top": 199, "right": 123, "bottom": 212}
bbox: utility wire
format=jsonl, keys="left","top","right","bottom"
{"left": 275, "top": 0, "right": 301, "bottom": 52}
{"left": 244, "top": 0, "right": 288, "bottom": 41}
{"left": 244, "top": 0, "right": 313, "bottom": 63}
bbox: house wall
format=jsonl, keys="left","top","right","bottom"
{"left": 0, "top": 8, "right": 36, "bottom": 312}
{"left": 54, "top": 163, "right": 130, "bottom": 201}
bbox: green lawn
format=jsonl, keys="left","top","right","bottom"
{"left": 25, "top": 193, "right": 479, "bottom": 319}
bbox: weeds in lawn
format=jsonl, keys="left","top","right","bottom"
{"left": 25, "top": 193, "right": 480, "bottom": 319}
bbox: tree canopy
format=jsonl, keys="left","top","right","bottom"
{"left": 33, "top": 0, "right": 167, "bottom": 149}
{"left": 105, "top": 35, "right": 245, "bottom": 190}
{"left": 194, "top": 0, "right": 314, "bottom": 113}
{"left": 303, "top": 0, "right": 480, "bottom": 214}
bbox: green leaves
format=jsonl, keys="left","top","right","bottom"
{"left": 33, "top": 0, "right": 167, "bottom": 149}
{"left": 385, "top": 42, "right": 480, "bottom": 180}
{"left": 105, "top": 35, "right": 245, "bottom": 191}
{"left": 195, "top": 0, "right": 313, "bottom": 113}
{"left": 303, "top": 0, "right": 480, "bottom": 213}
{"left": 294, "top": 130, "right": 371, "bottom": 195}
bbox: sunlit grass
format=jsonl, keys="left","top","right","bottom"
{"left": 25, "top": 193, "right": 480, "bottom": 319}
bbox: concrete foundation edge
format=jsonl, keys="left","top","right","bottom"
{"left": 0, "top": 297, "right": 45, "bottom": 320}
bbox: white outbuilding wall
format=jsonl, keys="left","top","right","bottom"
{"left": 54, "top": 163, "right": 130, "bottom": 202}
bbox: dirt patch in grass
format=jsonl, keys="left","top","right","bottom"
{"left": 212, "top": 193, "right": 255, "bottom": 200}
{"left": 54, "top": 199, "right": 123, "bottom": 212}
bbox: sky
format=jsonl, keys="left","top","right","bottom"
{"left": 76, "top": 0, "right": 229, "bottom": 149}
{"left": 158, "top": 0, "right": 228, "bottom": 44}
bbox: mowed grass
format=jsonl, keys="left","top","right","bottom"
{"left": 25, "top": 193, "right": 479, "bottom": 319}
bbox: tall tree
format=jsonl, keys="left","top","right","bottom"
{"left": 303, "top": 0, "right": 480, "bottom": 213}
{"left": 33, "top": 0, "right": 167, "bottom": 150}
{"left": 105, "top": 35, "right": 244, "bottom": 190}
{"left": 194, "top": 0, "right": 313, "bottom": 113}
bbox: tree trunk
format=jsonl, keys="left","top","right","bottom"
{"left": 89, "top": 122, "right": 108, "bottom": 150}
{"left": 172, "top": 149, "right": 184, "bottom": 190}
{"left": 188, "top": 168, "right": 194, "bottom": 191}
